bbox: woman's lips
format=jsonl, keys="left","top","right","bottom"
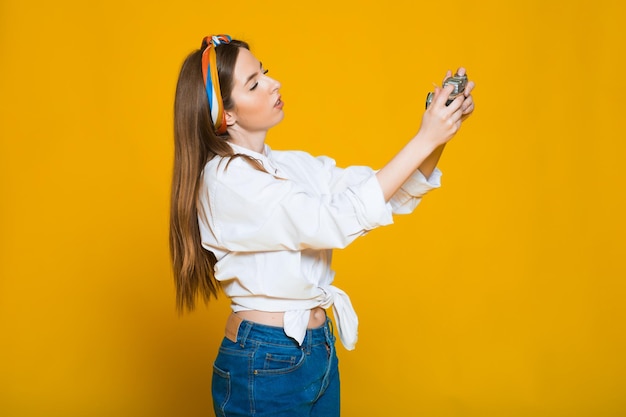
{"left": 275, "top": 96, "right": 284, "bottom": 109}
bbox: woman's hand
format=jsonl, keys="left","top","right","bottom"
{"left": 417, "top": 67, "right": 476, "bottom": 149}
{"left": 375, "top": 68, "right": 475, "bottom": 200}
{"left": 454, "top": 67, "right": 476, "bottom": 122}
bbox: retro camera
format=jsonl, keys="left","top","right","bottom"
{"left": 425, "top": 73, "right": 468, "bottom": 109}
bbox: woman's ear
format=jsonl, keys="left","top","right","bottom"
{"left": 224, "top": 110, "right": 236, "bottom": 127}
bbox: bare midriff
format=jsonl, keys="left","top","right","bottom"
{"left": 235, "top": 307, "right": 327, "bottom": 329}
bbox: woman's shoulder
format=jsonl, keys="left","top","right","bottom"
{"left": 204, "top": 153, "right": 257, "bottom": 171}
{"left": 271, "top": 149, "right": 336, "bottom": 168}
{"left": 201, "top": 153, "right": 279, "bottom": 190}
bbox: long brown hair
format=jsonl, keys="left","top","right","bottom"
{"left": 169, "top": 39, "right": 249, "bottom": 312}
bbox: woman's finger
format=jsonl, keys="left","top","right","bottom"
{"left": 431, "top": 84, "right": 455, "bottom": 108}
{"left": 464, "top": 80, "right": 476, "bottom": 97}
{"left": 445, "top": 93, "right": 465, "bottom": 114}
{"left": 461, "top": 95, "right": 474, "bottom": 113}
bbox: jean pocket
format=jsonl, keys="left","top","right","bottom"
{"left": 254, "top": 345, "right": 306, "bottom": 375}
{"left": 212, "top": 364, "right": 231, "bottom": 417}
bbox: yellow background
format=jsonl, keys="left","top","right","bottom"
{"left": 1, "top": 0, "right": 625, "bottom": 416}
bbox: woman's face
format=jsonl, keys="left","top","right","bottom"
{"left": 225, "top": 48, "right": 284, "bottom": 134}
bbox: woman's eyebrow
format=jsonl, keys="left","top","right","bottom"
{"left": 245, "top": 62, "right": 264, "bottom": 85}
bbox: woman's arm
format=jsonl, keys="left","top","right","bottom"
{"left": 377, "top": 68, "right": 475, "bottom": 200}
{"left": 417, "top": 144, "right": 445, "bottom": 179}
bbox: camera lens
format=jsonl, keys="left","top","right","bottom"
{"left": 425, "top": 92, "right": 434, "bottom": 109}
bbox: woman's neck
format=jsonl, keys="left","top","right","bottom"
{"left": 227, "top": 129, "right": 267, "bottom": 154}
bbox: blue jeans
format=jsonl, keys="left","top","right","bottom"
{"left": 212, "top": 317, "right": 340, "bottom": 417}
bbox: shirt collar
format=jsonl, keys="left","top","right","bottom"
{"left": 227, "top": 141, "right": 272, "bottom": 159}
{"left": 227, "top": 142, "right": 279, "bottom": 174}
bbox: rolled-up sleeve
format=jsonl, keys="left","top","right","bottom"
{"left": 389, "top": 168, "right": 442, "bottom": 214}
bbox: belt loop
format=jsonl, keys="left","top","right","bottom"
{"left": 325, "top": 317, "right": 334, "bottom": 344}
{"left": 238, "top": 320, "right": 253, "bottom": 348}
{"left": 306, "top": 328, "right": 312, "bottom": 354}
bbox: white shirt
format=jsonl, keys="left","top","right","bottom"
{"left": 198, "top": 142, "right": 441, "bottom": 350}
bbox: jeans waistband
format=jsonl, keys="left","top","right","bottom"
{"left": 224, "top": 313, "right": 334, "bottom": 347}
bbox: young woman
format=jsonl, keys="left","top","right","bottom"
{"left": 170, "top": 34, "right": 475, "bottom": 417}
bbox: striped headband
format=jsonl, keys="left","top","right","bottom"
{"left": 201, "top": 34, "right": 232, "bottom": 134}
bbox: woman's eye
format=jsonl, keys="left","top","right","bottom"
{"left": 250, "top": 70, "right": 269, "bottom": 90}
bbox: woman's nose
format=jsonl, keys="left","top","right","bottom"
{"left": 268, "top": 76, "right": 281, "bottom": 91}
